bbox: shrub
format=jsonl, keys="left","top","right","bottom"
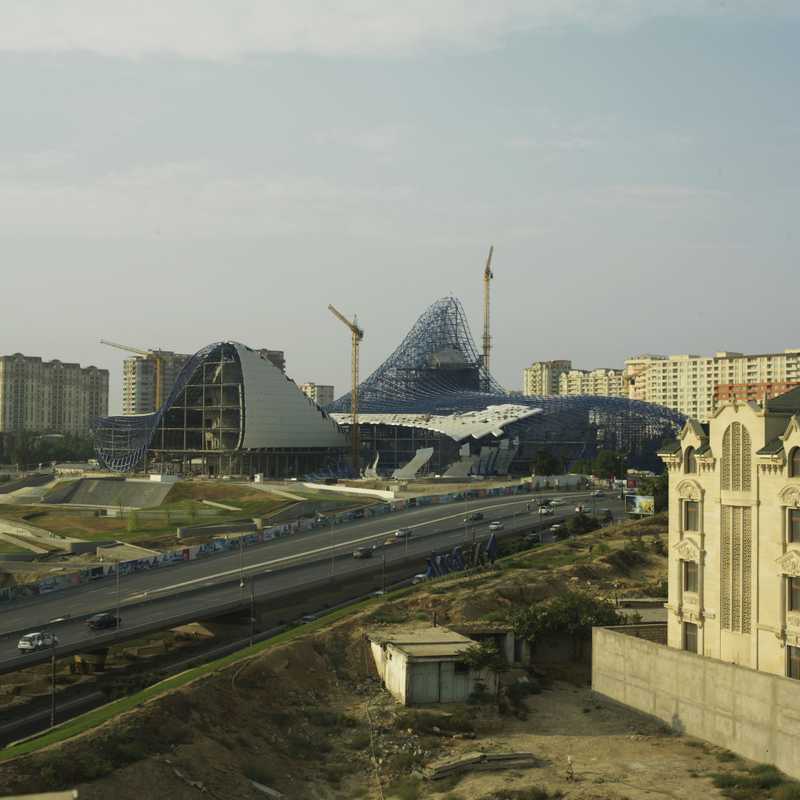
{"left": 244, "top": 763, "right": 275, "bottom": 786}
{"left": 384, "top": 777, "right": 421, "bottom": 800}
{"left": 509, "top": 589, "right": 623, "bottom": 644}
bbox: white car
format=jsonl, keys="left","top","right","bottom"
{"left": 550, "top": 498, "right": 565, "bottom": 507}
{"left": 17, "top": 632, "right": 59, "bottom": 653}
{"left": 489, "top": 521, "right": 504, "bottom": 531}
{"left": 411, "top": 573, "right": 429, "bottom": 585}
{"left": 538, "top": 506, "right": 554, "bottom": 516}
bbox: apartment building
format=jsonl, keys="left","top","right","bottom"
{"left": 625, "top": 350, "right": 800, "bottom": 421}
{"left": 123, "top": 348, "right": 286, "bottom": 415}
{"left": 0, "top": 353, "right": 108, "bottom": 436}
{"left": 522, "top": 360, "right": 571, "bottom": 396}
{"left": 659, "top": 387, "right": 800, "bottom": 678}
{"left": 122, "top": 351, "right": 191, "bottom": 415}
{"left": 300, "top": 382, "right": 334, "bottom": 408}
{"left": 558, "top": 368, "right": 625, "bottom": 397}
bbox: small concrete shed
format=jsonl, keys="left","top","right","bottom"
{"left": 369, "top": 626, "right": 497, "bottom": 706}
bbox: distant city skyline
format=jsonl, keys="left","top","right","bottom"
{"left": 1, "top": 3, "right": 798, "bottom": 414}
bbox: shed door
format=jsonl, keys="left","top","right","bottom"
{"left": 409, "top": 663, "right": 439, "bottom": 704}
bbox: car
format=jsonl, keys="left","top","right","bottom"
{"left": 463, "top": 512, "right": 484, "bottom": 523}
{"left": 549, "top": 523, "right": 564, "bottom": 533}
{"left": 599, "top": 508, "right": 613, "bottom": 522}
{"left": 550, "top": 498, "right": 565, "bottom": 507}
{"left": 538, "top": 499, "right": 552, "bottom": 507}
{"left": 300, "top": 613, "right": 317, "bottom": 624}
{"left": 488, "top": 521, "right": 504, "bottom": 531}
{"left": 524, "top": 532, "right": 541, "bottom": 544}
{"left": 352, "top": 545, "right": 375, "bottom": 559}
{"left": 17, "top": 632, "right": 58, "bottom": 652}
{"left": 591, "top": 489, "right": 605, "bottom": 497}
{"left": 538, "top": 505, "right": 553, "bottom": 515}
{"left": 87, "top": 612, "right": 121, "bottom": 631}
{"left": 575, "top": 505, "right": 588, "bottom": 513}
{"left": 411, "top": 573, "right": 429, "bottom": 585}
{"left": 394, "top": 528, "right": 413, "bottom": 539}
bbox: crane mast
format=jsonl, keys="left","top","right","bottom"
{"left": 328, "top": 305, "right": 364, "bottom": 476}
{"left": 99, "top": 339, "right": 165, "bottom": 410}
{"left": 482, "top": 245, "right": 494, "bottom": 390}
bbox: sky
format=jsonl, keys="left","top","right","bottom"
{"left": 1, "top": 1, "right": 799, "bottom": 414}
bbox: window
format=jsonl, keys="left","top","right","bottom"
{"left": 790, "top": 578, "right": 800, "bottom": 612}
{"left": 454, "top": 661, "right": 469, "bottom": 674}
{"left": 683, "top": 560, "right": 699, "bottom": 593}
{"left": 683, "top": 622, "right": 698, "bottom": 653}
{"left": 685, "top": 447, "right": 697, "bottom": 474}
{"left": 684, "top": 501, "right": 700, "bottom": 531}
{"left": 791, "top": 448, "right": 800, "bottom": 478}
{"left": 789, "top": 646, "right": 800, "bottom": 680}
{"left": 790, "top": 509, "right": 800, "bottom": 544}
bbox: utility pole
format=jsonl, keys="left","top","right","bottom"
{"left": 381, "top": 549, "right": 386, "bottom": 594}
{"left": 330, "top": 521, "right": 335, "bottom": 577}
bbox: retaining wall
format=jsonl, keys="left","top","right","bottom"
{"left": 592, "top": 626, "right": 800, "bottom": 779}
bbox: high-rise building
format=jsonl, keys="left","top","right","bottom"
{"left": 522, "top": 360, "right": 572, "bottom": 396}
{"left": 122, "top": 347, "right": 286, "bottom": 415}
{"left": 558, "top": 368, "right": 625, "bottom": 397}
{"left": 122, "top": 351, "right": 191, "bottom": 415}
{"left": 300, "top": 382, "right": 334, "bottom": 408}
{"left": 624, "top": 349, "right": 800, "bottom": 421}
{"left": 0, "top": 353, "right": 108, "bottom": 436}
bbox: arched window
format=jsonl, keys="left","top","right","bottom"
{"left": 721, "top": 422, "right": 751, "bottom": 492}
{"left": 790, "top": 447, "right": 800, "bottom": 478}
{"left": 685, "top": 446, "right": 697, "bottom": 474}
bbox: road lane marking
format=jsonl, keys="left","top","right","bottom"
{"left": 142, "top": 494, "right": 592, "bottom": 597}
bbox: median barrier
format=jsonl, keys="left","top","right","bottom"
{"left": 0, "top": 484, "right": 540, "bottom": 606}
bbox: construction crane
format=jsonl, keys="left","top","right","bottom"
{"left": 328, "top": 305, "right": 364, "bottom": 477}
{"left": 100, "top": 339, "right": 165, "bottom": 409}
{"left": 482, "top": 245, "right": 494, "bottom": 390}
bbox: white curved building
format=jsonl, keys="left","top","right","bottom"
{"left": 94, "top": 341, "right": 347, "bottom": 476}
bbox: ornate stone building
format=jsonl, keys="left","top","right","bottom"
{"left": 660, "top": 387, "right": 800, "bottom": 678}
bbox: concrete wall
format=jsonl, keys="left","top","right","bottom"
{"left": 593, "top": 626, "right": 800, "bottom": 779}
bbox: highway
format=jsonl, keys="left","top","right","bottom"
{"left": 0, "top": 490, "right": 620, "bottom": 673}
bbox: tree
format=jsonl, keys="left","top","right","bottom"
{"left": 533, "top": 449, "right": 561, "bottom": 476}
{"left": 566, "top": 512, "right": 600, "bottom": 536}
{"left": 463, "top": 640, "right": 509, "bottom": 698}
{"left": 593, "top": 450, "right": 625, "bottom": 480}
{"left": 126, "top": 510, "right": 139, "bottom": 533}
{"left": 509, "top": 590, "right": 623, "bottom": 658}
{"left": 637, "top": 473, "right": 668, "bottom": 512}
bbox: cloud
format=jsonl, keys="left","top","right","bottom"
{"left": 0, "top": 1, "right": 797, "bottom": 60}
{"left": 0, "top": 159, "right": 416, "bottom": 238}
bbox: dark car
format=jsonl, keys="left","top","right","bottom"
{"left": 87, "top": 612, "right": 121, "bottom": 631}
{"left": 463, "top": 511, "right": 484, "bottom": 523}
{"left": 352, "top": 545, "right": 374, "bottom": 559}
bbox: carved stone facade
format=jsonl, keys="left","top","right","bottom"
{"left": 660, "top": 387, "right": 800, "bottom": 678}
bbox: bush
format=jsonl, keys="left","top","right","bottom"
{"left": 509, "top": 589, "right": 623, "bottom": 644}
{"left": 244, "top": 763, "right": 275, "bottom": 786}
{"left": 384, "top": 777, "right": 421, "bottom": 800}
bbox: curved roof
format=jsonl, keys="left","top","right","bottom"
{"left": 94, "top": 341, "right": 345, "bottom": 472}
{"left": 327, "top": 296, "right": 685, "bottom": 436}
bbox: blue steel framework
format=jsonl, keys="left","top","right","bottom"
{"left": 94, "top": 342, "right": 221, "bottom": 473}
{"left": 328, "top": 296, "right": 685, "bottom": 472}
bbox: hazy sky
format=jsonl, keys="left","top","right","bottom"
{"left": 2, "top": 2, "right": 799, "bottom": 413}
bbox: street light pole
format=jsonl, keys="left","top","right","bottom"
{"left": 382, "top": 549, "right": 386, "bottom": 594}
{"left": 239, "top": 535, "right": 245, "bottom": 591}
{"left": 115, "top": 560, "right": 121, "bottom": 626}
{"left": 50, "top": 640, "right": 56, "bottom": 728}
{"left": 249, "top": 579, "right": 256, "bottom": 646}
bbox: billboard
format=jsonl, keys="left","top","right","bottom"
{"left": 625, "top": 494, "right": 655, "bottom": 516}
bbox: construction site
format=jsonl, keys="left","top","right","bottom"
{"left": 91, "top": 250, "right": 683, "bottom": 482}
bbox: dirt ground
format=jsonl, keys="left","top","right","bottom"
{"left": 0, "top": 515, "right": 749, "bottom": 800}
